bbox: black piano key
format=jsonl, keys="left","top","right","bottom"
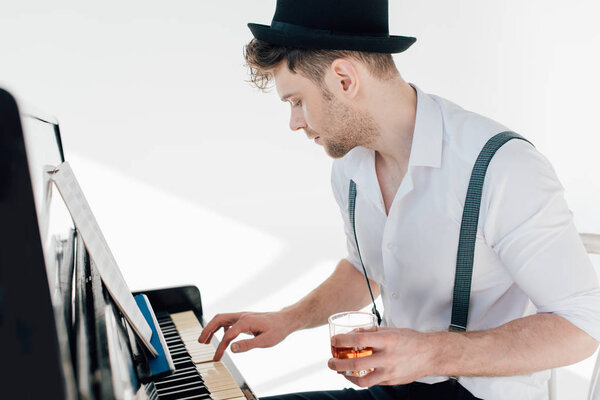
{"left": 169, "top": 348, "right": 189, "bottom": 356}
{"left": 167, "top": 343, "right": 187, "bottom": 351}
{"left": 158, "top": 367, "right": 203, "bottom": 381}
{"left": 156, "top": 381, "right": 209, "bottom": 394}
{"left": 157, "top": 379, "right": 206, "bottom": 392}
{"left": 173, "top": 360, "right": 196, "bottom": 370}
{"left": 156, "top": 376, "right": 206, "bottom": 389}
{"left": 145, "top": 383, "right": 160, "bottom": 400}
{"left": 156, "top": 371, "right": 201, "bottom": 385}
{"left": 156, "top": 387, "right": 211, "bottom": 400}
{"left": 161, "top": 326, "right": 178, "bottom": 332}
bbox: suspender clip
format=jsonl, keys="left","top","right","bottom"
{"left": 372, "top": 307, "right": 382, "bottom": 326}
{"left": 448, "top": 323, "right": 466, "bottom": 332}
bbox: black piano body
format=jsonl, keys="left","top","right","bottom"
{"left": 0, "top": 88, "right": 257, "bottom": 400}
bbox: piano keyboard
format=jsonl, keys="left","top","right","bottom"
{"left": 153, "top": 311, "right": 247, "bottom": 400}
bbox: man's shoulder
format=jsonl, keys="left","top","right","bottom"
{"left": 429, "top": 92, "right": 515, "bottom": 165}
{"left": 418, "top": 88, "right": 553, "bottom": 193}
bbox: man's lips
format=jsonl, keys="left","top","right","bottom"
{"left": 305, "top": 131, "right": 321, "bottom": 144}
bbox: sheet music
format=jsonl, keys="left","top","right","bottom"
{"left": 49, "top": 161, "right": 157, "bottom": 356}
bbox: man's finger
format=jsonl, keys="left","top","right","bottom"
{"left": 212, "top": 322, "right": 247, "bottom": 361}
{"left": 198, "top": 313, "right": 243, "bottom": 344}
{"left": 328, "top": 353, "right": 383, "bottom": 374}
{"left": 343, "top": 368, "right": 386, "bottom": 388}
{"left": 330, "top": 331, "right": 385, "bottom": 349}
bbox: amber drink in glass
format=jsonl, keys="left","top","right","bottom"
{"left": 328, "top": 311, "right": 377, "bottom": 377}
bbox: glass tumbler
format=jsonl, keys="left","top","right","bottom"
{"left": 328, "top": 311, "right": 377, "bottom": 377}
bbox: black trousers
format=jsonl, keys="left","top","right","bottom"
{"left": 261, "top": 381, "right": 482, "bottom": 400}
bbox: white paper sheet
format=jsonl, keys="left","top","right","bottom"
{"left": 49, "top": 161, "right": 156, "bottom": 356}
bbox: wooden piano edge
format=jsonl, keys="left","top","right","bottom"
{"left": 133, "top": 285, "right": 259, "bottom": 400}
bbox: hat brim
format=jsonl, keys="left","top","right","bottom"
{"left": 248, "top": 23, "right": 416, "bottom": 54}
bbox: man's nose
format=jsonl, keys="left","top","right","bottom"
{"left": 289, "top": 109, "right": 307, "bottom": 131}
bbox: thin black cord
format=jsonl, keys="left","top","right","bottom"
{"left": 349, "top": 180, "right": 382, "bottom": 326}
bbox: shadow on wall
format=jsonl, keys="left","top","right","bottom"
{"left": 204, "top": 225, "right": 342, "bottom": 313}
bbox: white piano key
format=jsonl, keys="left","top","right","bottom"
{"left": 210, "top": 389, "right": 248, "bottom": 400}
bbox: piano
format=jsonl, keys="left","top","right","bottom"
{"left": 0, "top": 88, "right": 258, "bottom": 400}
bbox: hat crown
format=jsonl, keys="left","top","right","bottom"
{"left": 272, "top": 0, "right": 390, "bottom": 36}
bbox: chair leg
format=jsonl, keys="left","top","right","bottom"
{"left": 588, "top": 350, "right": 600, "bottom": 400}
{"left": 549, "top": 368, "right": 558, "bottom": 400}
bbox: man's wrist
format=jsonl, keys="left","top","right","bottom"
{"left": 426, "top": 331, "right": 461, "bottom": 377}
{"left": 277, "top": 305, "right": 306, "bottom": 335}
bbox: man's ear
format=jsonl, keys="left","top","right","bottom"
{"left": 328, "top": 58, "right": 360, "bottom": 99}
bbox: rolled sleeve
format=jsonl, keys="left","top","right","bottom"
{"left": 482, "top": 139, "right": 600, "bottom": 341}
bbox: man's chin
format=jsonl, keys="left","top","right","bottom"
{"left": 324, "top": 143, "right": 354, "bottom": 159}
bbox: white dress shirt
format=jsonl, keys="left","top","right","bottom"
{"left": 330, "top": 83, "right": 600, "bottom": 400}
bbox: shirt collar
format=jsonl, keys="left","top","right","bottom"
{"left": 407, "top": 82, "right": 443, "bottom": 169}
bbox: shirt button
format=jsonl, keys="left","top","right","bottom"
{"left": 386, "top": 243, "right": 394, "bottom": 250}
{"left": 392, "top": 292, "right": 399, "bottom": 299}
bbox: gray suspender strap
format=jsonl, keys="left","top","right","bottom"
{"left": 449, "top": 131, "right": 532, "bottom": 332}
{"left": 349, "top": 179, "right": 382, "bottom": 326}
{"left": 348, "top": 131, "right": 532, "bottom": 333}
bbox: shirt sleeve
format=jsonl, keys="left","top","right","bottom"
{"left": 330, "top": 160, "right": 363, "bottom": 272}
{"left": 482, "top": 139, "right": 600, "bottom": 341}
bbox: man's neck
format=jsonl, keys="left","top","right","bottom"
{"left": 365, "top": 79, "right": 417, "bottom": 171}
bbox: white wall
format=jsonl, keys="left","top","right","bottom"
{"left": 2, "top": 0, "right": 599, "bottom": 397}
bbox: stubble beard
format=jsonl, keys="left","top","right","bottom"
{"left": 320, "top": 90, "right": 380, "bottom": 159}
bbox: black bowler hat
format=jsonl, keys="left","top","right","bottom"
{"left": 248, "top": 0, "right": 416, "bottom": 54}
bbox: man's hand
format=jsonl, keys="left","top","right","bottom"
{"left": 327, "top": 327, "right": 438, "bottom": 387}
{"left": 198, "top": 311, "right": 293, "bottom": 361}
{"left": 327, "top": 314, "right": 599, "bottom": 387}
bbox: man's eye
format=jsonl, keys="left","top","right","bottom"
{"left": 292, "top": 99, "right": 302, "bottom": 107}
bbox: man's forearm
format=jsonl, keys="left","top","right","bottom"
{"left": 280, "top": 258, "right": 378, "bottom": 333}
{"left": 432, "top": 313, "right": 598, "bottom": 377}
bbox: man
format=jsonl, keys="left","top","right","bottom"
{"left": 198, "top": 1, "right": 600, "bottom": 399}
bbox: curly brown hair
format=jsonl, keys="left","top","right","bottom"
{"left": 244, "top": 38, "right": 398, "bottom": 91}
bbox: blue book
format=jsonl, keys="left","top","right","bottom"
{"left": 134, "top": 294, "right": 175, "bottom": 379}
